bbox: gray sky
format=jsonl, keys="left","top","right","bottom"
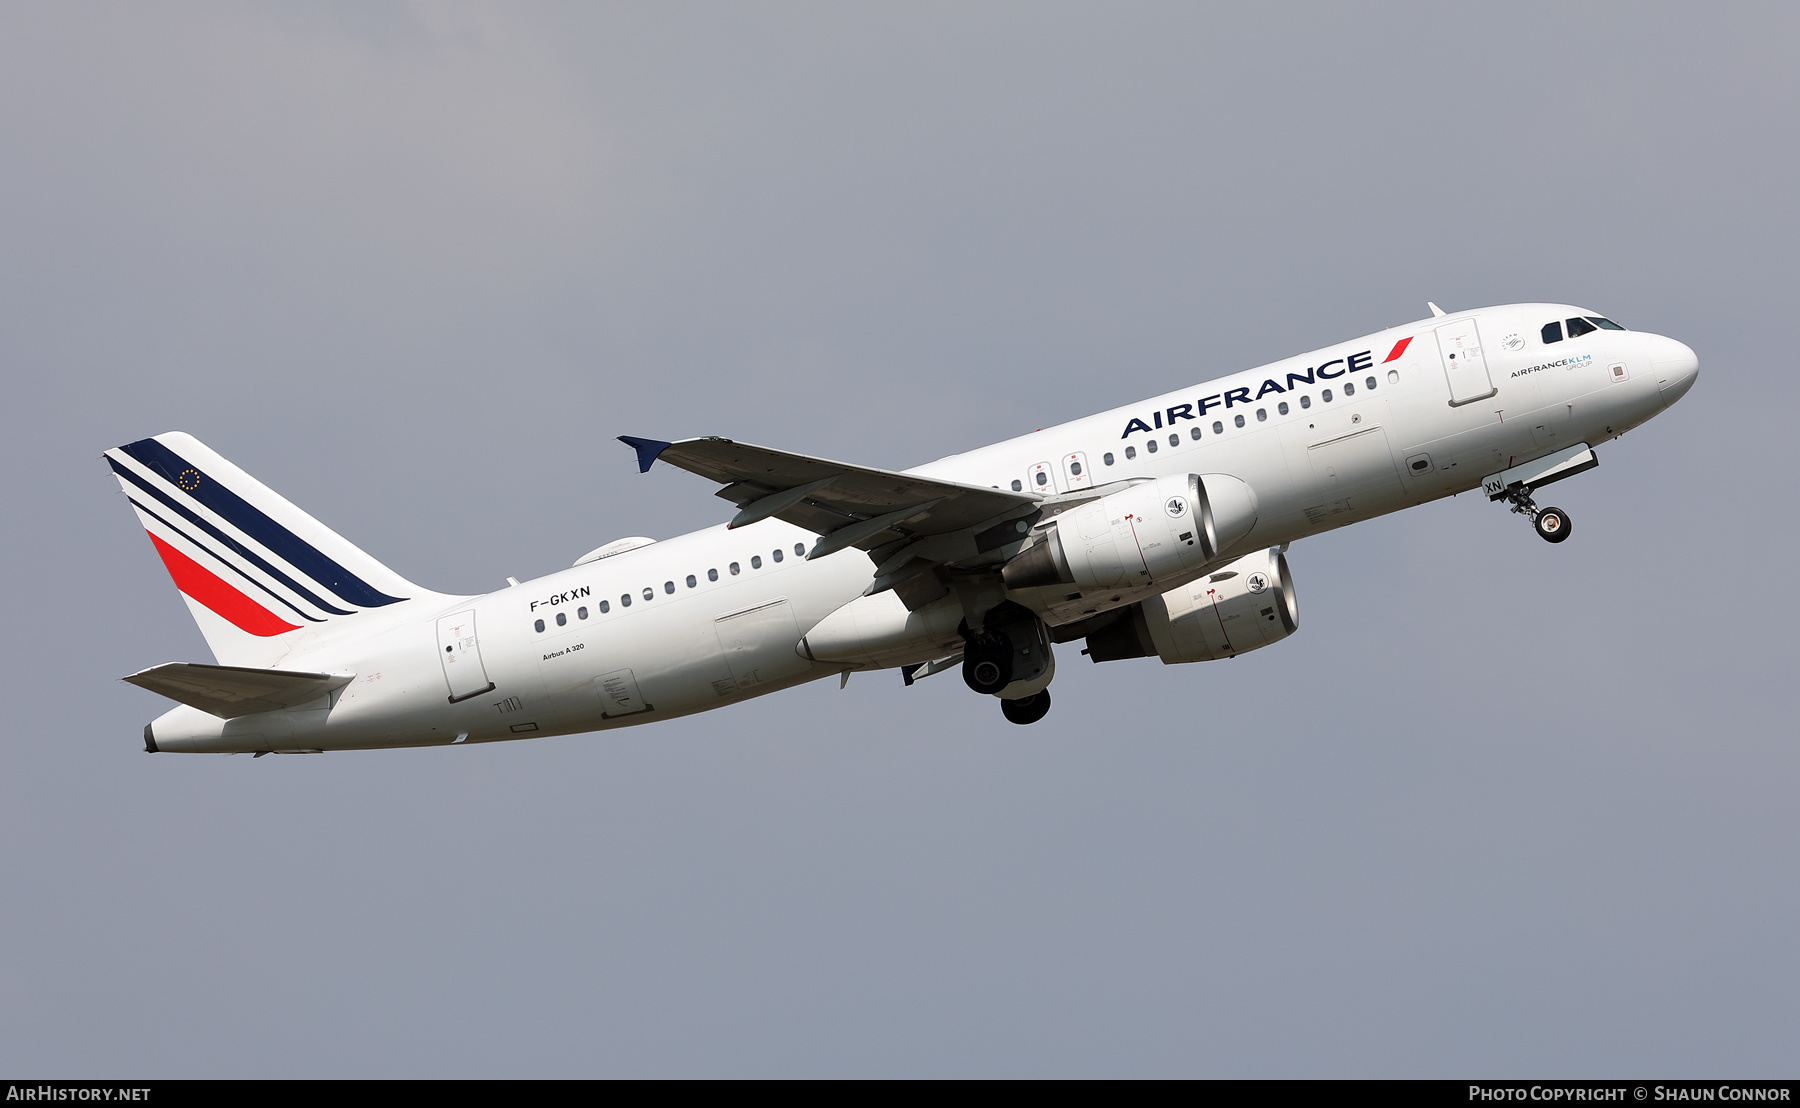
{"left": 2, "top": 2, "right": 1796, "bottom": 1077}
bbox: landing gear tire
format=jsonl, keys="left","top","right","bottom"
{"left": 1001, "top": 689, "right": 1051, "bottom": 725}
{"left": 1535, "top": 506, "right": 1572, "bottom": 543}
{"left": 1503, "top": 485, "right": 1573, "bottom": 545}
{"left": 962, "top": 636, "right": 1014, "bottom": 695}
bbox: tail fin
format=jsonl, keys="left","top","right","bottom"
{"left": 105, "top": 432, "right": 431, "bottom": 667}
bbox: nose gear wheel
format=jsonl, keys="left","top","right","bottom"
{"left": 1534, "top": 506, "right": 1572, "bottom": 543}
{"left": 1502, "top": 486, "right": 1573, "bottom": 544}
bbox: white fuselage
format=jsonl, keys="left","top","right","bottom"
{"left": 147, "top": 304, "right": 1699, "bottom": 753}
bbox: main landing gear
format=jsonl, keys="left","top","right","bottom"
{"left": 1001, "top": 690, "right": 1051, "bottom": 726}
{"left": 1502, "top": 486, "right": 1573, "bottom": 544}
{"left": 961, "top": 630, "right": 1013, "bottom": 695}
{"left": 958, "top": 606, "right": 1057, "bottom": 724}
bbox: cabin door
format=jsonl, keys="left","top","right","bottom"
{"left": 1435, "top": 319, "right": 1498, "bottom": 405}
{"left": 437, "top": 611, "right": 496, "bottom": 703}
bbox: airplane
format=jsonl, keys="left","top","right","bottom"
{"left": 108, "top": 302, "right": 1698, "bottom": 754}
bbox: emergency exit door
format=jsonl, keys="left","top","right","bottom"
{"left": 437, "top": 610, "right": 496, "bottom": 703}
{"left": 1436, "top": 319, "right": 1497, "bottom": 405}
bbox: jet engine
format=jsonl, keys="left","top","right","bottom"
{"left": 1082, "top": 546, "right": 1297, "bottom": 664}
{"left": 1002, "top": 473, "right": 1258, "bottom": 592}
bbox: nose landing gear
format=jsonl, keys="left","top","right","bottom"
{"left": 1503, "top": 486, "right": 1573, "bottom": 544}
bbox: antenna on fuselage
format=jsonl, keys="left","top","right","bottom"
{"left": 1428, "top": 302, "right": 1447, "bottom": 317}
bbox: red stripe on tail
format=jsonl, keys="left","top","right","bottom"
{"left": 146, "top": 532, "right": 300, "bottom": 637}
{"left": 1381, "top": 336, "right": 1413, "bottom": 363}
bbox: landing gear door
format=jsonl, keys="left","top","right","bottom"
{"left": 437, "top": 610, "right": 496, "bottom": 703}
{"left": 1436, "top": 319, "right": 1497, "bottom": 405}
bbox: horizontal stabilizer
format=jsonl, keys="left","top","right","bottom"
{"left": 123, "top": 662, "right": 353, "bottom": 719}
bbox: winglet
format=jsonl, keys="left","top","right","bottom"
{"left": 618, "top": 436, "right": 672, "bottom": 474}
{"left": 1428, "top": 301, "right": 1447, "bottom": 317}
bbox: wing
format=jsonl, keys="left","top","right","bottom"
{"left": 620, "top": 436, "right": 1042, "bottom": 591}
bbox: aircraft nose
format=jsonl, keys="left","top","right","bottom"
{"left": 1651, "top": 336, "right": 1699, "bottom": 405}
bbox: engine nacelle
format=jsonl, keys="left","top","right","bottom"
{"left": 1084, "top": 547, "right": 1297, "bottom": 664}
{"left": 1002, "top": 473, "right": 1258, "bottom": 592}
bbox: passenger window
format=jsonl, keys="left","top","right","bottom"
{"left": 1566, "top": 317, "right": 1597, "bottom": 338}
{"left": 1103, "top": 452, "right": 1115, "bottom": 465}
{"left": 1300, "top": 395, "right": 1311, "bottom": 409}
{"left": 578, "top": 606, "right": 588, "bottom": 619}
{"left": 751, "top": 555, "right": 762, "bottom": 569}
{"left": 1189, "top": 426, "right": 1201, "bottom": 440}
{"left": 1011, "top": 479, "right": 1022, "bottom": 491}
{"left": 1035, "top": 470, "right": 1049, "bottom": 485}
{"left": 664, "top": 580, "right": 675, "bottom": 593}
{"left": 1070, "top": 460, "right": 1082, "bottom": 475}
{"left": 795, "top": 544, "right": 805, "bottom": 556}
{"left": 1278, "top": 401, "right": 1289, "bottom": 415}
{"left": 1322, "top": 389, "right": 1334, "bottom": 402}
{"left": 729, "top": 562, "right": 740, "bottom": 575}
{"left": 1366, "top": 376, "right": 1377, "bottom": 390}
{"left": 1212, "top": 421, "right": 1223, "bottom": 434}
{"left": 1588, "top": 316, "right": 1625, "bottom": 330}
{"left": 599, "top": 600, "right": 610, "bottom": 613}
{"left": 773, "top": 548, "right": 784, "bottom": 562}
{"left": 1146, "top": 440, "right": 1158, "bottom": 453}
{"left": 620, "top": 594, "right": 631, "bottom": 607}
{"left": 1542, "top": 321, "right": 1564, "bottom": 344}
{"left": 1344, "top": 381, "right": 1355, "bottom": 396}
{"left": 556, "top": 612, "right": 567, "bottom": 626}
{"left": 534, "top": 618, "right": 545, "bottom": 632}
{"left": 1125, "top": 446, "right": 1136, "bottom": 459}
{"left": 1234, "top": 414, "right": 1245, "bottom": 428}
{"left": 643, "top": 587, "right": 654, "bottom": 601}
{"left": 1168, "top": 434, "right": 1178, "bottom": 447}
{"left": 686, "top": 575, "right": 697, "bottom": 588}
{"left": 707, "top": 568, "right": 719, "bottom": 582}
{"left": 1255, "top": 408, "right": 1267, "bottom": 422}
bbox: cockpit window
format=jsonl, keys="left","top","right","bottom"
{"left": 1541, "top": 321, "right": 1563, "bottom": 344}
{"left": 1566, "top": 317, "right": 1598, "bottom": 338}
{"left": 1586, "top": 316, "right": 1625, "bottom": 330}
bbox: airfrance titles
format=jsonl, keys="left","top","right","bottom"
{"left": 1119, "top": 349, "right": 1376, "bottom": 439}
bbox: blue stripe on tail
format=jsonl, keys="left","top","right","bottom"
{"left": 125, "top": 494, "right": 325, "bottom": 623}
{"left": 109, "top": 457, "right": 354, "bottom": 616}
{"left": 118, "top": 438, "right": 407, "bottom": 609}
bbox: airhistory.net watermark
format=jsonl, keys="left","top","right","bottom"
{"left": 5, "top": 1089, "right": 150, "bottom": 1102}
